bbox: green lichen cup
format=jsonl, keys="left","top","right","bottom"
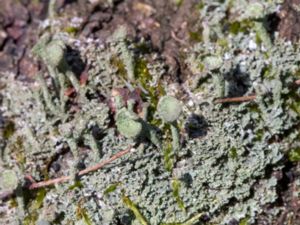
{"left": 0, "top": 169, "right": 19, "bottom": 190}
{"left": 157, "top": 96, "right": 182, "bottom": 123}
{"left": 157, "top": 96, "right": 182, "bottom": 152}
{"left": 116, "top": 108, "right": 143, "bottom": 139}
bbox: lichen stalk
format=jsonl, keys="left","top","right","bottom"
{"left": 170, "top": 122, "right": 180, "bottom": 152}
{"left": 36, "top": 72, "right": 58, "bottom": 114}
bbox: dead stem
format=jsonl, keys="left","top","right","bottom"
{"left": 28, "top": 146, "right": 132, "bottom": 190}
{"left": 215, "top": 79, "right": 300, "bottom": 104}
{"left": 214, "top": 95, "right": 257, "bottom": 103}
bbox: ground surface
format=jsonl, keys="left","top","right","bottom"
{"left": 1, "top": 0, "right": 300, "bottom": 225}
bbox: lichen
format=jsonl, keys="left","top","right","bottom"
{"left": 1, "top": 1, "right": 300, "bottom": 224}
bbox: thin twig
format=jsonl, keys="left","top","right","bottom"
{"left": 28, "top": 146, "right": 132, "bottom": 190}
{"left": 215, "top": 79, "right": 300, "bottom": 104}
{"left": 214, "top": 95, "right": 256, "bottom": 103}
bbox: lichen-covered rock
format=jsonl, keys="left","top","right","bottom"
{"left": 1, "top": 1, "right": 300, "bottom": 224}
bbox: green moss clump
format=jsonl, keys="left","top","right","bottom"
{"left": 163, "top": 140, "right": 174, "bottom": 172}
{"left": 3, "top": 121, "right": 15, "bottom": 140}
{"left": 228, "top": 20, "right": 254, "bottom": 35}
{"left": 229, "top": 147, "right": 238, "bottom": 159}
{"left": 171, "top": 179, "right": 185, "bottom": 212}
{"left": 189, "top": 31, "right": 202, "bottom": 42}
{"left": 23, "top": 188, "right": 48, "bottom": 225}
{"left": 122, "top": 195, "right": 149, "bottom": 225}
{"left": 64, "top": 26, "right": 79, "bottom": 35}
{"left": 134, "top": 58, "right": 165, "bottom": 125}
{"left": 104, "top": 182, "right": 122, "bottom": 196}
{"left": 111, "top": 56, "right": 128, "bottom": 80}
{"left": 76, "top": 202, "right": 93, "bottom": 225}
{"left": 289, "top": 148, "right": 300, "bottom": 162}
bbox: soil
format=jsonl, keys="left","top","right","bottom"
{"left": 278, "top": 0, "right": 300, "bottom": 42}
{"left": 0, "top": 0, "right": 300, "bottom": 224}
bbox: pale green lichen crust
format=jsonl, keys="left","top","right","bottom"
{"left": 1, "top": 1, "right": 300, "bottom": 225}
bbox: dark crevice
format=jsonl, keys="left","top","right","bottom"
{"left": 265, "top": 12, "right": 281, "bottom": 41}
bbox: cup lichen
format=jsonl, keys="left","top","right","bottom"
{"left": 0, "top": 169, "right": 19, "bottom": 190}
{"left": 157, "top": 96, "right": 182, "bottom": 152}
{"left": 116, "top": 108, "right": 143, "bottom": 139}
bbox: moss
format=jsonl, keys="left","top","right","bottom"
{"left": 23, "top": 189, "right": 47, "bottom": 225}
{"left": 104, "top": 182, "right": 122, "bottom": 196}
{"left": 247, "top": 104, "right": 261, "bottom": 114}
{"left": 10, "top": 136, "right": 26, "bottom": 166}
{"left": 31, "top": 188, "right": 47, "bottom": 210}
{"left": 110, "top": 56, "right": 128, "bottom": 80}
{"left": 188, "top": 31, "right": 202, "bottom": 42}
{"left": 255, "top": 129, "right": 264, "bottom": 142}
{"left": 9, "top": 197, "right": 18, "bottom": 208}
{"left": 3, "top": 121, "right": 15, "bottom": 140}
{"left": 134, "top": 58, "right": 165, "bottom": 125}
{"left": 288, "top": 148, "right": 300, "bottom": 162}
{"left": 163, "top": 139, "right": 174, "bottom": 172}
{"left": 171, "top": 179, "right": 185, "bottom": 212}
{"left": 255, "top": 33, "right": 263, "bottom": 45}
{"left": 228, "top": 20, "right": 254, "bottom": 35}
{"left": 76, "top": 201, "right": 93, "bottom": 225}
{"left": 23, "top": 215, "right": 38, "bottom": 225}
{"left": 197, "top": 63, "right": 205, "bottom": 73}
{"left": 135, "top": 59, "right": 153, "bottom": 95}
{"left": 196, "top": 2, "right": 205, "bottom": 10}
{"left": 174, "top": 0, "right": 184, "bottom": 7}
{"left": 64, "top": 26, "right": 79, "bottom": 35}
{"left": 289, "top": 101, "right": 300, "bottom": 115}
{"left": 261, "top": 66, "right": 275, "bottom": 79}
{"left": 217, "top": 38, "right": 229, "bottom": 49}
{"left": 68, "top": 181, "right": 84, "bottom": 190}
{"left": 294, "top": 69, "right": 300, "bottom": 79}
{"left": 229, "top": 147, "right": 238, "bottom": 159}
{"left": 239, "top": 217, "right": 249, "bottom": 225}
{"left": 122, "top": 194, "right": 149, "bottom": 225}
